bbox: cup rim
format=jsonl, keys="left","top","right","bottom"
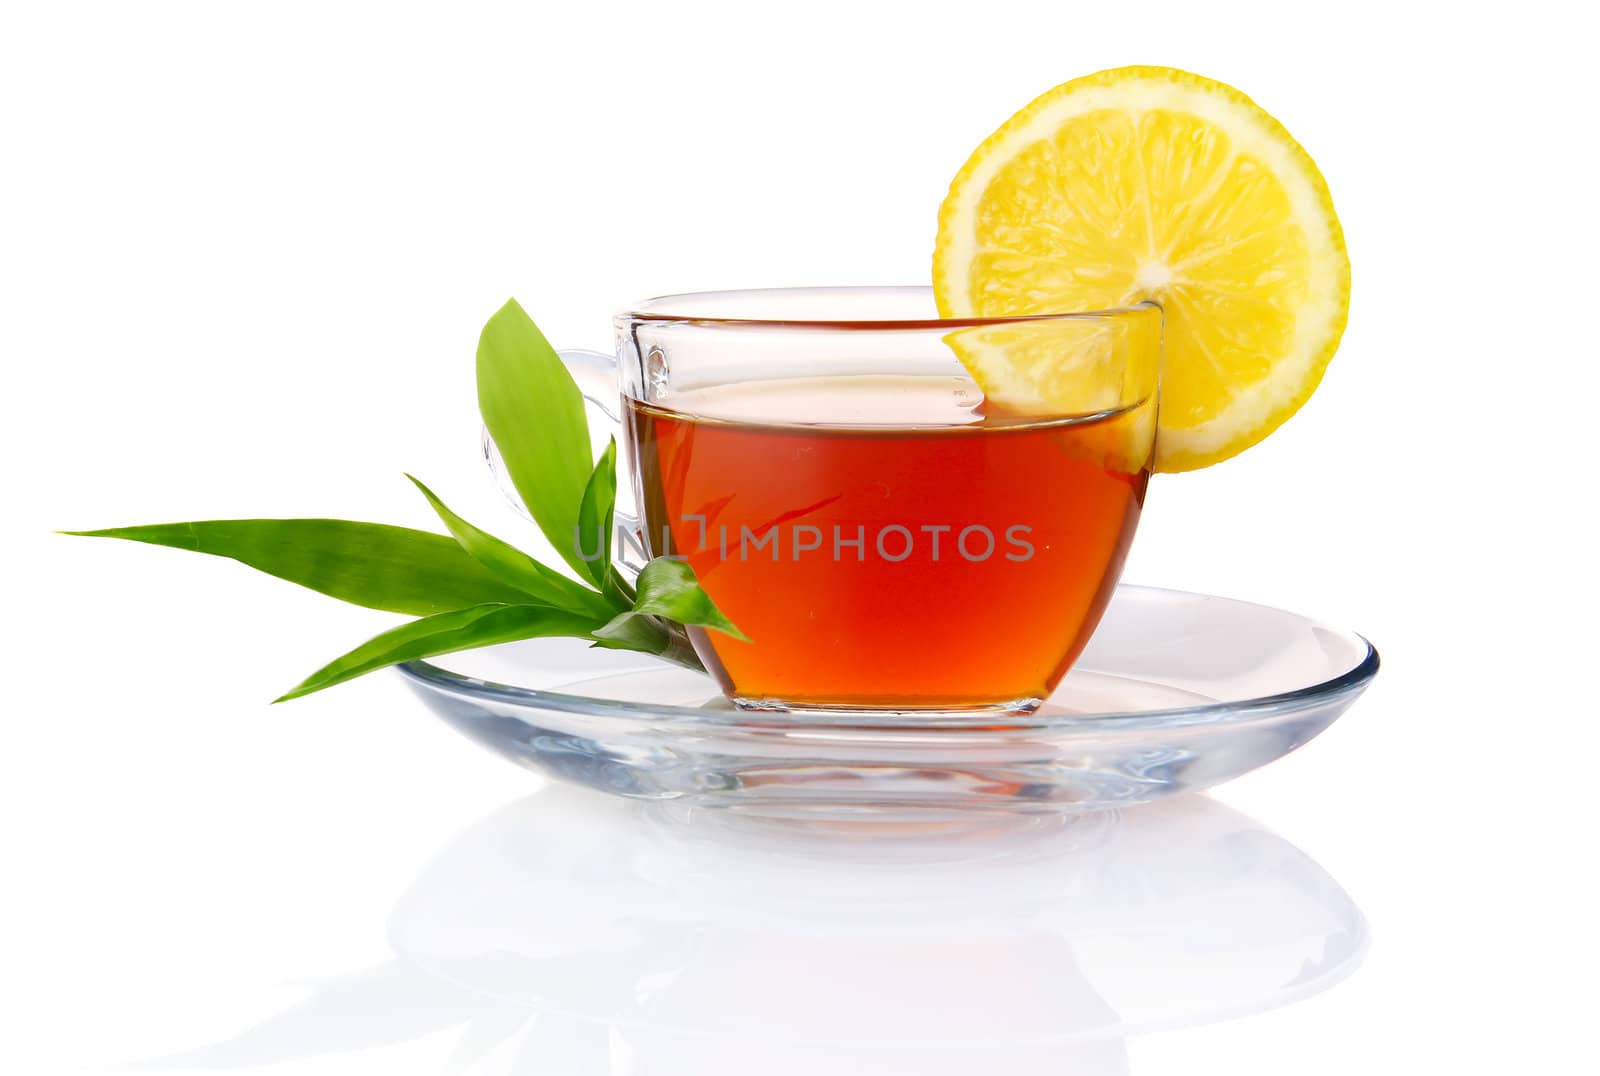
{"left": 620, "top": 285, "right": 1158, "bottom": 330}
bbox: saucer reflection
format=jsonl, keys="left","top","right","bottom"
{"left": 161, "top": 790, "right": 1365, "bottom": 1074}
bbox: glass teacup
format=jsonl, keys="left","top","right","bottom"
{"left": 499, "top": 286, "right": 1160, "bottom": 714}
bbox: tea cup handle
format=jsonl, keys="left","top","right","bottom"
{"left": 481, "top": 348, "right": 649, "bottom": 579}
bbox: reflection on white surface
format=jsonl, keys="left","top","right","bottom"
{"left": 153, "top": 789, "right": 1365, "bottom": 1074}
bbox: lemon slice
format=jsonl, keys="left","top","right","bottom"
{"left": 933, "top": 66, "right": 1350, "bottom": 472}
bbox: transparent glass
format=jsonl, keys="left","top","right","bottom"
{"left": 397, "top": 585, "right": 1379, "bottom": 817}
{"left": 497, "top": 286, "right": 1162, "bottom": 714}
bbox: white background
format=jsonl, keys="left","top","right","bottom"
{"left": 4, "top": 1, "right": 1597, "bottom": 1072}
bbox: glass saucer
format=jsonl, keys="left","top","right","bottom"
{"left": 397, "top": 585, "right": 1378, "bottom": 817}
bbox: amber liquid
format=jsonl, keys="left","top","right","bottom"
{"left": 626, "top": 375, "right": 1149, "bottom": 708}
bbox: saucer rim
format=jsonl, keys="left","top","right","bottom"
{"left": 394, "top": 584, "right": 1379, "bottom": 735}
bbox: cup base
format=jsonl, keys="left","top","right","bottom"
{"left": 729, "top": 695, "right": 1046, "bottom": 720}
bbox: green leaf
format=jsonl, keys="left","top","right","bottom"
{"left": 591, "top": 608, "right": 670, "bottom": 653}
{"left": 476, "top": 299, "right": 593, "bottom": 578}
{"left": 62, "top": 520, "right": 535, "bottom": 616}
{"left": 595, "top": 556, "right": 748, "bottom": 644}
{"left": 633, "top": 558, "right": 747, "bottom": 638}
{"left": 574, "top": 438, "right": 616, "bottom": 590}
{"left": 591, "top": 610, "right": 706, "bottom": 672}
{"left": 405, "top": 474, "right": 614, "bottom": 619}
{"left": 275, "top": 603, "right": 602, "bottom": 701}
